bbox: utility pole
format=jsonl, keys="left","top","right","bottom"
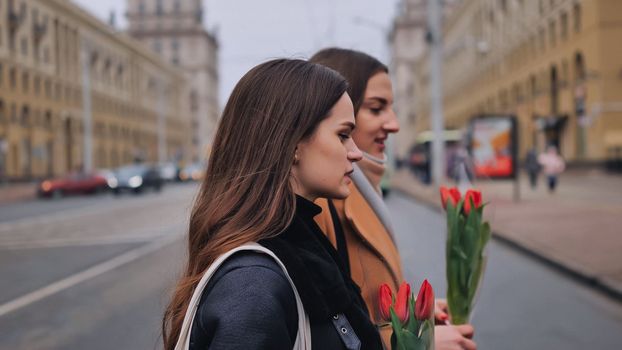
{"left": 428, "top": 0, "right": 445, "bottom": 186}
{"left": 80, "top": 39, "right": 93, "bottom": 173}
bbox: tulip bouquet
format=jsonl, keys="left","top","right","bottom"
{"left": 440, "top": 187, "right": 491, "bottom": 325}
{"left": 379, "top": 280, "right": 435, "bottom": 350}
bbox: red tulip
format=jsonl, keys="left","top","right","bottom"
{"left": 378, "top": 284, "right": 393, "bottom": 322}
{"left": 440, "top": 186, "right": 461, "bottom": 209}
{"left": 415, "top": 279, "right": 435, "bottom": 321}
{"left": 463, "top": 189, "right": 483, "bottom": 216}
{"left": 395, "top": 282, "right": 411, "bottom": 324}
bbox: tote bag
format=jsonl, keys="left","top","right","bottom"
{"left": 174, "top": 242, "right": 312, "bottom": 349}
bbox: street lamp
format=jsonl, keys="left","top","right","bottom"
{"left": 427, "top": 0, "right": 445, "bottom": 187}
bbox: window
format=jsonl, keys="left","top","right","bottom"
{"left": 20, "top": 37, "right": 28, "bottom": 56}
{"left": 156, "top": 0, "right": 163, "bottom": 15}
{"left": 573, "top": 3, "right": 582, "bottom": 33}
{"left": 11, "top": 103, "right": 17, "bottom": 123}
{"left": 174, "top": 0, "right": 181, "bottom": 13}
{"left": 138, "top": 1, "right": 145, "bottom": 14}
{"left": 44, "top": 79, "right": 52, "bottom": 98}
{"left": 549, "top": 20, "right": 556, "bottom": 47}
{"left": 22, "top": 72, "right": 29, "bottom": 93}
{"left": 560, "top": 11, "right": 568, "bottom": 40}
{"left": 34, "top": 75, "right": 40, "bottom": 95}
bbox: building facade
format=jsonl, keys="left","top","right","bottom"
{"left": 395, "top": 0, "right": 622, "bottom": 165}
{"left": 0, "top": 0, "right": 193, "bottom": 181}
{"left": 390, "top": 0, "right": 464, "bottom": 157}
{"left": 126, "top": 0, "right": 219, "bottom": 162}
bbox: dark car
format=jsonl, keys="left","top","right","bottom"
{"left": 111, "top": 164, "right": 163, "bottom": 195}
{"left": 37, "top": 172, "right": 108, "bottom": 198}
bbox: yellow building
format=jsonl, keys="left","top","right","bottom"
{"left": 398, "top": 0, "right": 622, "bottom": 165}
{"left": 0, "top": 0, "right": 193, "bottom": 181}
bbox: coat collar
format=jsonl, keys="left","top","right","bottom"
{"left": 260, "top": 195, "right": 361, "bottom": 322}
{"left": 343, "top": 183, "right": 403, "bottom": 287}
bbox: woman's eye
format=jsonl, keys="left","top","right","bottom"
{"left": 370, "top": 107, "right": 383, "bottom": 115}
{"left": 339, "top": 133, "right": 351, "bottom": 141}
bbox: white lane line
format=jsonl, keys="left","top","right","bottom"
{"left": 0, "top": 233, "right": 166, "bottom": 250}
{"left": 0, "top": 233, "right": 182, "bottom": 318}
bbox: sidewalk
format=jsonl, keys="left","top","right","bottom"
{"left": 391, "top": 168, "right": 622, "bottom": 300}
{"left": 0, "top": 182, "right": 37, "bottom": 206}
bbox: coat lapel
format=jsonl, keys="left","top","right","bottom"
{"left": 343, "top": 184, "right": 403, "bottom": 286}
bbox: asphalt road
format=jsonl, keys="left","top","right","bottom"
{"left": 1, "top": 185, "right": 621, "bottom": 349}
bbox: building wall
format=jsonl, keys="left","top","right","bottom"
{"left": 127, "top": 0, "right": 219, "bottom": 162}
{"left": 0, "top": 0, "right": 192, "bottom": 181}
{"left": 390, "top": 0, "right": 464, "bottom": 156}
{"left": 400, "top": 0, "right": 622, "bottom": 164}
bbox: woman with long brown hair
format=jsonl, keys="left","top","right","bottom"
{"left": 311, "top": 48, "right": 477, "bottom": 350}
{"left": 162, "top": 59, "right": 384, "bottom": 349}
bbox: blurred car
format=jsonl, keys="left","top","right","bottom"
{"left": 96, "top": 169, "right": 119, "bottom": 189}
{"left": 158, "top": 162, "right": 180, "bottom": 182}
{"left": 179, "top": 162, "right": 205, "bottom": 182}
{"left": 111, "top": 164, "right": 163, "bottom": 194}
{"left": 37, "top": 172, "right": 108, "bottom": 198}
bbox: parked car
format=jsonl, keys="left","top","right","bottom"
{"left": 96, "top": 169, "right": 119, "bottom": 189}
{"left": 158, "top": 162, "right": 180, "bottom": 182}
{"left": 111, "top": 164, "right": 163, "bottom": 194}
{"left": 37, "top": 172, "right": 108, "bottom": 198}
{"left": 179, "top": 162, "right": 205, "bottom": 182}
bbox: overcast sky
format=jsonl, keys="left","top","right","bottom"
{"left": 71, "top": 0, "right": 401, "bottom": 105}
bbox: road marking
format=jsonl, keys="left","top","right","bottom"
{"left": 0, "top": 233, "right": 183, "bottom": 318}
{"left": 0, "top": 232, "right": 168, "bottom": 250}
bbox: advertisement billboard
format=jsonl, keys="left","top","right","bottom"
{"left": 468, "top": 115, "right": 518, "bottom": 179}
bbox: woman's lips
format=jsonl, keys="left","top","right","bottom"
{"left": 375, "top": 139, "right": 386, "bottom": 151}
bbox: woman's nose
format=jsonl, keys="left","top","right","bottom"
{"left": 347, "top": 141, "right": 363, "bottom": 162}
{"left": 383, "top": 109, "right": 400, "bottom": 133}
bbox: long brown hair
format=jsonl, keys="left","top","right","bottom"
{"left": 162, "top": 59, "right": 348, "bottom": 349}
{"left": 310, "top": 47, "right": 388, "bottom": 114}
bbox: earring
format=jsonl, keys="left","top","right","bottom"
{"left": 294, "top": 153, "right": 299, "bottom": 165}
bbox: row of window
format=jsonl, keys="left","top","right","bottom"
{"left": 477, "top": 52, "right": 586, "bottom": 114}
{"left": 0, "top": 100, "right": 53, "bottom": 130}
{"left": 138, "top": 0, "right": 184, "bottom": 16}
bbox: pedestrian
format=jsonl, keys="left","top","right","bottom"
{"left": 162, "top": 59, "right": 384, "bottom": 350}
{"left": 525, "top": 147, "right": 541, "bottom": 189}
{"left": 538, "top": 145, "right": 566, "bottom": 193}
{"left": 310, "top": 48, "right": 477, "bottom": 350}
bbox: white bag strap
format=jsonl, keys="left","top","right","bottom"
{"left": 174, "top": 242, "right": 311, "bottom": 350}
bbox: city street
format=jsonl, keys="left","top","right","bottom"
{"left": 0, "top": 185, "right": 621, "bottom": 349}
{"left": 387, "top": 192, "right": 622, "bottom": 349}
{"left": 0, "top": 184, "right": 194, "bottom": 349}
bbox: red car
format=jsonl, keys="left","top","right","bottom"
{"left": 38, "top": 172, "right": 108, "bottom": 198}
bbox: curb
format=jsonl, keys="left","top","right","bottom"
{"left": 391, "top": 184, "right": 622, "bottom": 303}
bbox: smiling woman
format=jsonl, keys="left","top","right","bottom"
{"left": 311, "top": 48, "right": 477, "bottom": 350}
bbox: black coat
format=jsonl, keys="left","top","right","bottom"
{"left": 189, "top": 196, "right": 383, "bottom": 350}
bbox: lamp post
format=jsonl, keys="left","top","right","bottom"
{"left": 428, "top": 0, "right": 445, "bottom": 187}
{"left": 80, "top": 38, "right": 93, "bottom": 173}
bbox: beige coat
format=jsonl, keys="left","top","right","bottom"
{"left": 315, "top": 183, "right": 403, "bottom": 347}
